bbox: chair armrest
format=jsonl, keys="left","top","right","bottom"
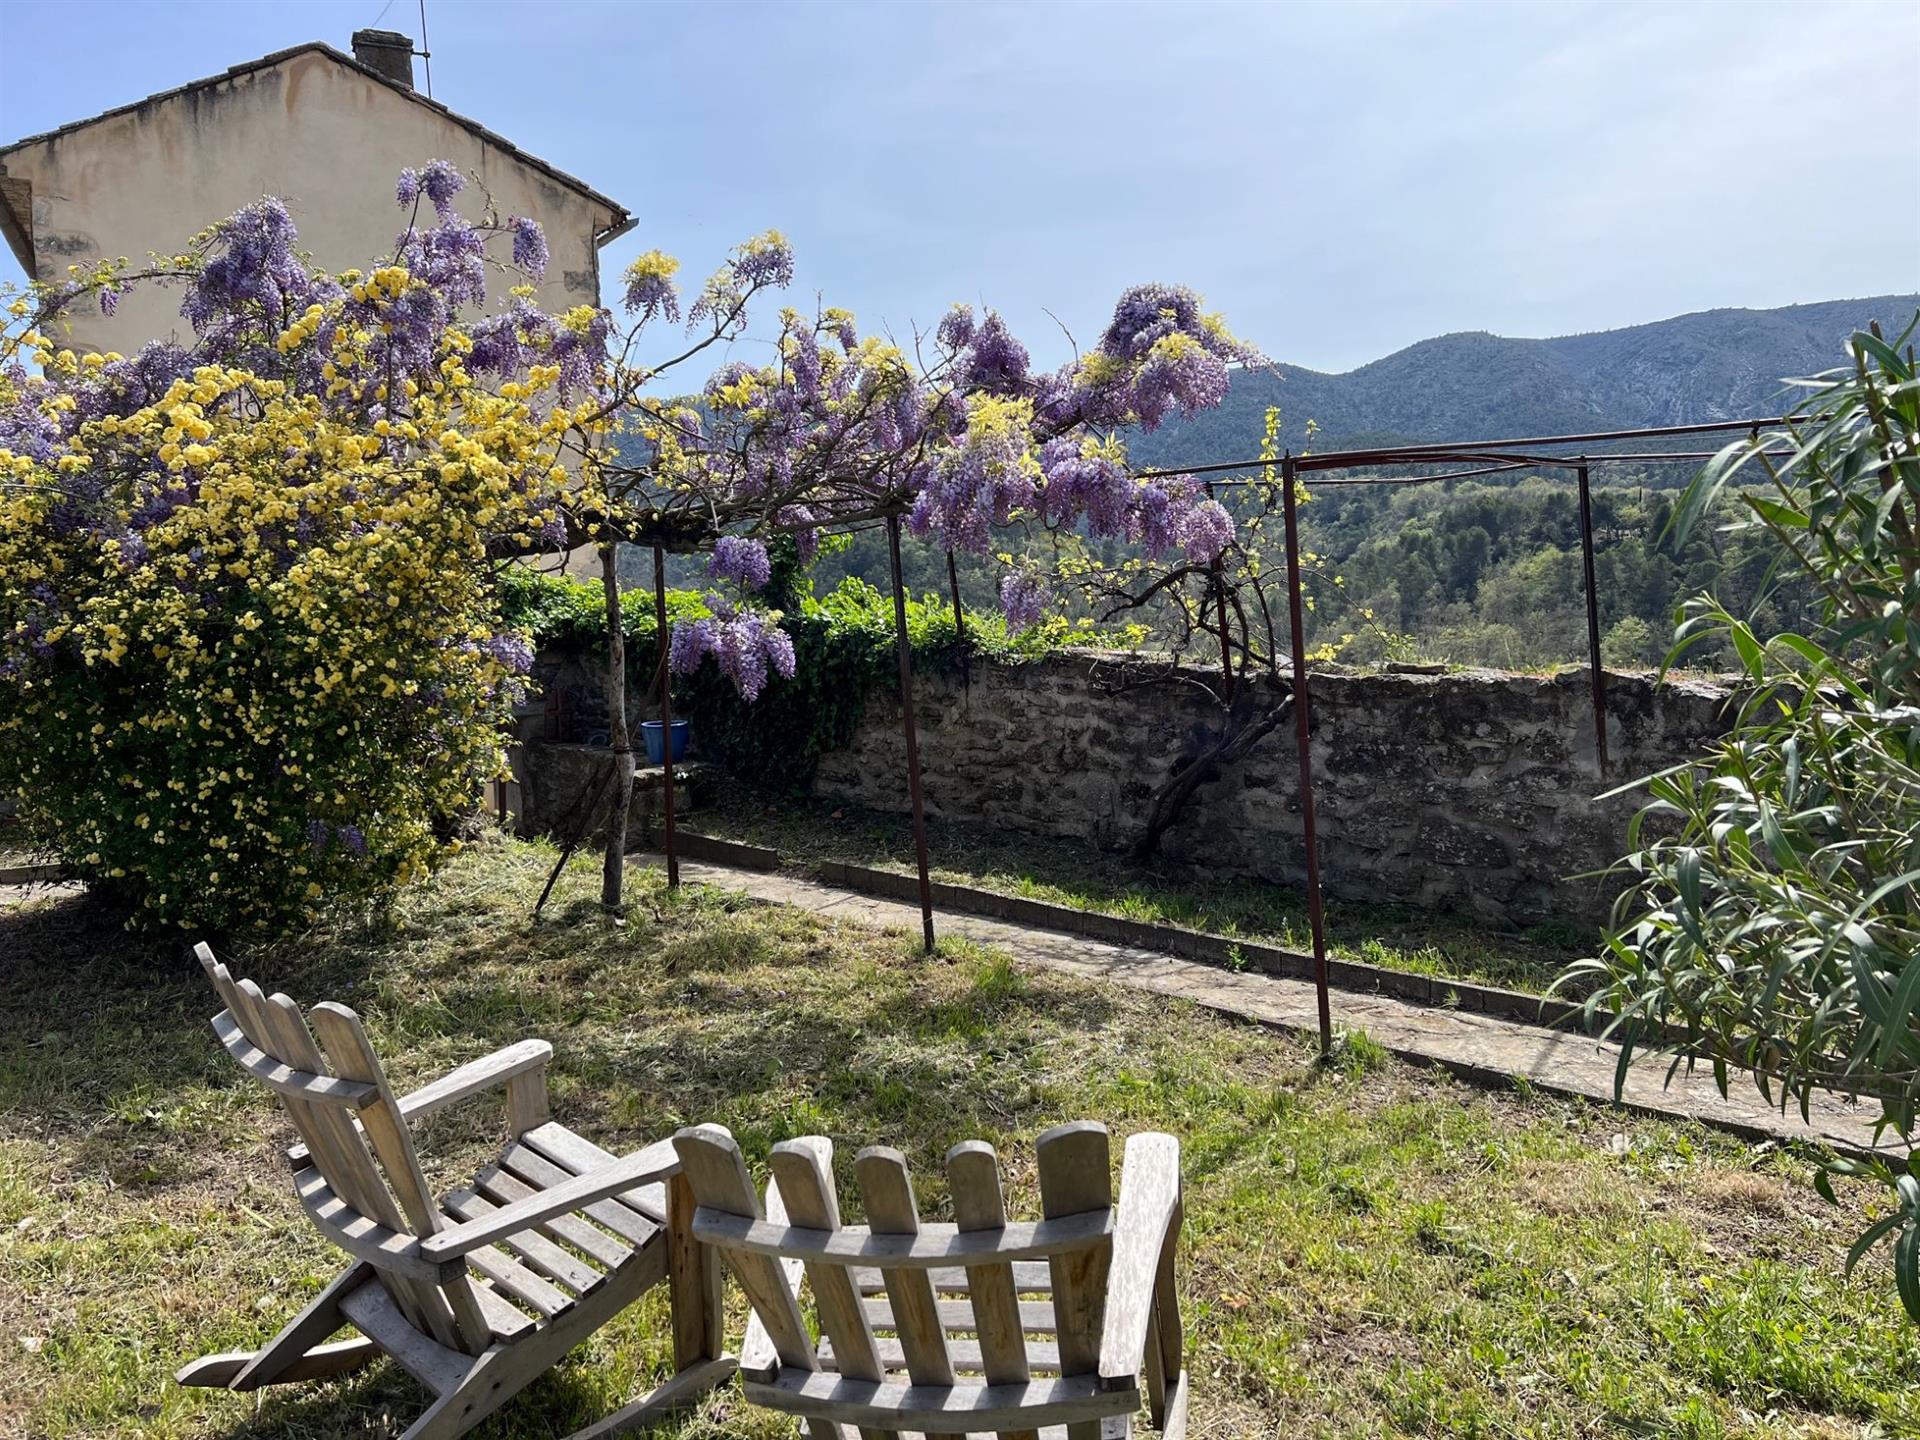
{"left": 1098, "top": 1131, "right": 1182, "bottom": 1390}
{"left": 398, "top": 1038, "right": 553, "bottom": 1122}
{"left": 420, "top": 1135, "right": 681, "bottom": 1261}
{"left": 286, "top": 1039, "right": 553, "bottom": 1168}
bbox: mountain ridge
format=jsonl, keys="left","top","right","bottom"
{"left": 1127, "top": 294, "right": 1920, "bottom": 468}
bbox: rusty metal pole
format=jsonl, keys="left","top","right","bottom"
{"left": 1206, "top": 481, "right": 1234, "bottom": 701}
{"left": 652, "top": 542, "right": 679, "bottom": 890}
{"left": 1280, "top": 454, "right": 1333, "bottom": 1055}
{"left": 1575, "top": 458, "right": 1609, "bottom": 774}
{"left": 888, "top": 514, "right": 937, "bottom": 953}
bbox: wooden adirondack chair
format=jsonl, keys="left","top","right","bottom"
{"left": 672, "top": 1119, "right": 1187, "bottom": 1440}
{"left": 176, "top": 943, "right": 734, "bottom": 1439}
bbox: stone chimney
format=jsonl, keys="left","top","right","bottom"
{"left": 350, "top": 29, "right": 414, "bottom": 89}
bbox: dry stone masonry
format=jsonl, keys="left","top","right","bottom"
{"left": 809, "top": 653, "right": 1733, "bottom": 923}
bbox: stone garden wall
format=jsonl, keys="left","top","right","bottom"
{"left": 808, "top": 653, "right": 1735, "bottom": 923}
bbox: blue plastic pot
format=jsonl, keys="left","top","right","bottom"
{"left": 641, "top": 719, "right": 690, "bottom": 766}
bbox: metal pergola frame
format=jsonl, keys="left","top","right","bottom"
{"left": 1136, "top": 414, "right": 1793, "bottom": 1053}
{"left": 634, "top": 413, "right": 1791, "bottom": 1046}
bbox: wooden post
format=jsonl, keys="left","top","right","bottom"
{"left": 653, "top": 542, "right": 679, "bottom": 889}
{"left": 600, "top": 540, "right": 633, "bottom": 911}
{"left": 947, "top": 549, "right": 971, "bottom": 687}
{"left": 888, "top": 514, "right": 937, "bottom": 954}
{"left": 667, "top": 1170, "right": 723, "bottom": 1372}
{"left": 947, "top": 550, "right": 967, "bottom": 645}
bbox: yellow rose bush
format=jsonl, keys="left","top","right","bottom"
{"left": 0, "top": 170, "right": 590, "bottom": 928}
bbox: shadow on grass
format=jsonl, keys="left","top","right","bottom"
{"left": 0, "top": 861, "right": 1124, "bottom": 1200}
{"left": 7, "top": 845, "right": 1920, "bottom": 1440}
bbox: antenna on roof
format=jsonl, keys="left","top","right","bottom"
{"left": 416, "top": 0, "right": 433, "bottom": 97}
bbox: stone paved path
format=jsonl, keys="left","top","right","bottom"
{"left": 644, "top": 854, "right": 1903, "bottom": 1159}
{"left": 0, "top": 875, "right": 73, "bottom": 913}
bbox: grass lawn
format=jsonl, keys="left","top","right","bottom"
{"left": 1, "top": 835, "right": 1913, "bottom": 1439}
{"left": 692, "top": 790, "right": 1589, "bottom": 996}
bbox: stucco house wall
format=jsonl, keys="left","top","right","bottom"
{"left": 0, "top": 43, "right": 629, "bottom": 356}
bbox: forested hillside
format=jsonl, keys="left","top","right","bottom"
{"left": 1126, "top": 296, "right": 1919, "bottom": 468}
{"left": 800, "top": 476, "right": 1810, "bottom": 673}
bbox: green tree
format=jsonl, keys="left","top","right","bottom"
{"left": 1600, "top": 615, "right": 1659, "bottom": 668}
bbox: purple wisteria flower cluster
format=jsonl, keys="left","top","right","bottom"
{"left": 510, "top": 217, "right": 549, "bottom": 280}
{"left": 465, "top": 295, "right": 609, "bottom": 394}
{"left": 640, "top": 278, "right": 1251, "bottom": 637}
{"left": 958, "top": 313, "right": 1030, "bottom": 394}
{"left": 395, "top": 158, "right": 465, "bottom": 221}
{"left": 669, "top": 596, "right": 797, "bottom": 702}
{"left": 884, "top": 289, "right": 1247, "bottom": 579}
{"left": 306, "top": 818, "right": 368, "bottom": 857}
{"left": 999, "top": 569, "right": 1053, "bottom": 630}
{"left": 708, "top": 535, "right": 772, "bottom": 590}
{"left": 178, "top": 197, "right": 330, "bottom": 371}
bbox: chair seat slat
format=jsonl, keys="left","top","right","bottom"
{"left": 500, "top": 1142, "right": 661, "bottom": 1246}
{"left": 694, "top": 1209, "right": 1113, "bottom": 1268}
{"left": 469, "top": 1279, "right": 540, "bottom": 1342}
{"left": 741, "top": 1370, "right": 1136, "bottom": 1432}
{"left": 862, "top": 1297, "right": 1056, "bottom": 1335}
{"left": 851, "top": 1263, "right": 1054, "bottom": 1295}
{"left": 522, "top": 1120, "right": 669, "bottom": 1224}
{"left": 1038, "top": 1421, "right": 1134, "bottom": 1440}
{"left": 458, "top": 1238, "right": 573, "bottom": 1317}
{"left": 443, "top": 1189, "right": 606, "bottom": 1295}
{"left": 822, "top": 1336, "right": 1064, "bottom": 1374}
{"left": 475, "top": 1165, "right": 635, "bottom": 1269}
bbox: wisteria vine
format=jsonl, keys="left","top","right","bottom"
{"left": 4, "top": 158, "right": 1255, "bottom": 712}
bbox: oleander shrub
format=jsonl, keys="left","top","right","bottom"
{"left": 1564, "top": 317, "right": 1920, "bottom": 1318}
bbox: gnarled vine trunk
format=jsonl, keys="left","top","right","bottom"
{"left": 1129, "top": 686, "right": 1293, "bottom": 860}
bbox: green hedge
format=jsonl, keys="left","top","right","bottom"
{"left": 499, "top": 564, "right": 1065, "bottom": 792}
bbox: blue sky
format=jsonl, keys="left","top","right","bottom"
{"left": 2, "top": 0, "right": 1915, "bottom": 371}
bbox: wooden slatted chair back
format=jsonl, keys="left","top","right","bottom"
{"left": 675, "top": 1120, "right": 1144, "bottom": 1440}
{"left": 195, "top": 943, "right": 494, "bottom": 1355}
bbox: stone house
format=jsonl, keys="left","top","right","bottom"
{"left": 0, "top": 29, "right": 633, "bottom": 355}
